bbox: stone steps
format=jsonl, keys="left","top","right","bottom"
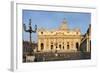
{"left": 34, "top": 52, "right": 91, "bottom": 62}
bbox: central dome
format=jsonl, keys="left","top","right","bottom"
{"left": 59, "top": 18, "right": 68, "bottom": 30}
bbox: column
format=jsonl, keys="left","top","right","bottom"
{"left": 73, "top": 41, "right": 76, "bottom": 51}
{"left": 64, "top": 39, "right": 67, "bottom": 50}
{"left": 61, "top": 39, "right": 63, "bottom": 50}
{"left": 46, "top": 39, "right": 49, "bottom": 51}
{"left": 57, "top": 39, "right": 59, "bottom": 51}
{"left": 48, "top": 39, "right": 51, "bottom": 51}
{"left": 38, "top": 39, "right": 41, "bottom": 51}
{"left": 53, "top": 39, "right": 56, "bottom": 51}
{"left": 69, "top": 42, "right": 70, "bottom": 51}
{"left": 44, "top": 39, "right": 47, "bottom": 52}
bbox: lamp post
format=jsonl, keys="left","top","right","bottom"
{"left": 23, "top": 19, "right": 37, "bottom": 55}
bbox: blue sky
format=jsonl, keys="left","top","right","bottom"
{"left": 22, "top": 10, "right": 91, "bottom": 42}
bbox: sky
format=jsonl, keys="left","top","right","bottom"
{"left": 22, "top": 10, "right": 91, "bottom": 43}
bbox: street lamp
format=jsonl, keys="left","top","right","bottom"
{"left": 23, "top": 19, "right": 37, "bottom": 55}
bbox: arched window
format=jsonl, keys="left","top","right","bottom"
{"left": 51, "top": 45, "right": 53, "bottom": 50}
{"left": 41, "top": 43, "right": 44, "bottom": 50}
{"left": 63, "top": 46, "right": 64, "bottom": 49}
{"left": 76, "top": 42, "right": 79, "bottom": 51}
{"left": 41, "top": 32, "right": 43, "bottom": 34}
{"left": 59, "top": 44, "right": 61, "bottom": 49}
{"left": 67, "top": 45, "right": 69, "bottom": 49}
{"left": 67, "top": 42, "right": 69, "bottom": 49}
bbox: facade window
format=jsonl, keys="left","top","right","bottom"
{"left": 76, "top": 42, "right": 79, "bottom": 50}
{"left": 67, "top": 45, "right": 69, "bottom": 49}
{"left": 56, "top": 46, "right": 57, "bottom": 48}
{"left": 67, "top": 42, "right": 69, "bottom": 49}
{"left": 41, "top": 32, "right": 43, "bottom": 34}
{"left": 63, "top": 46, "right": 64, "bottom": 49}
{"left": 59, "top": 44, "right": 61, "bottom": 49}
{"left": 55, "top": 43, "right": 57, "bottom": 48}
{"left": 41, "top": 43, "right": 44, "bottom": 50}
{"left": 51, "top": 45, "right": 53, "bottom": 50}
{"left": 51, "top": 42, "right": 53, "bottom": 50}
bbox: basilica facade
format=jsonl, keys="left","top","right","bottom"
{"left": 37, "top": 19, "right": 82, "bottom": 52}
